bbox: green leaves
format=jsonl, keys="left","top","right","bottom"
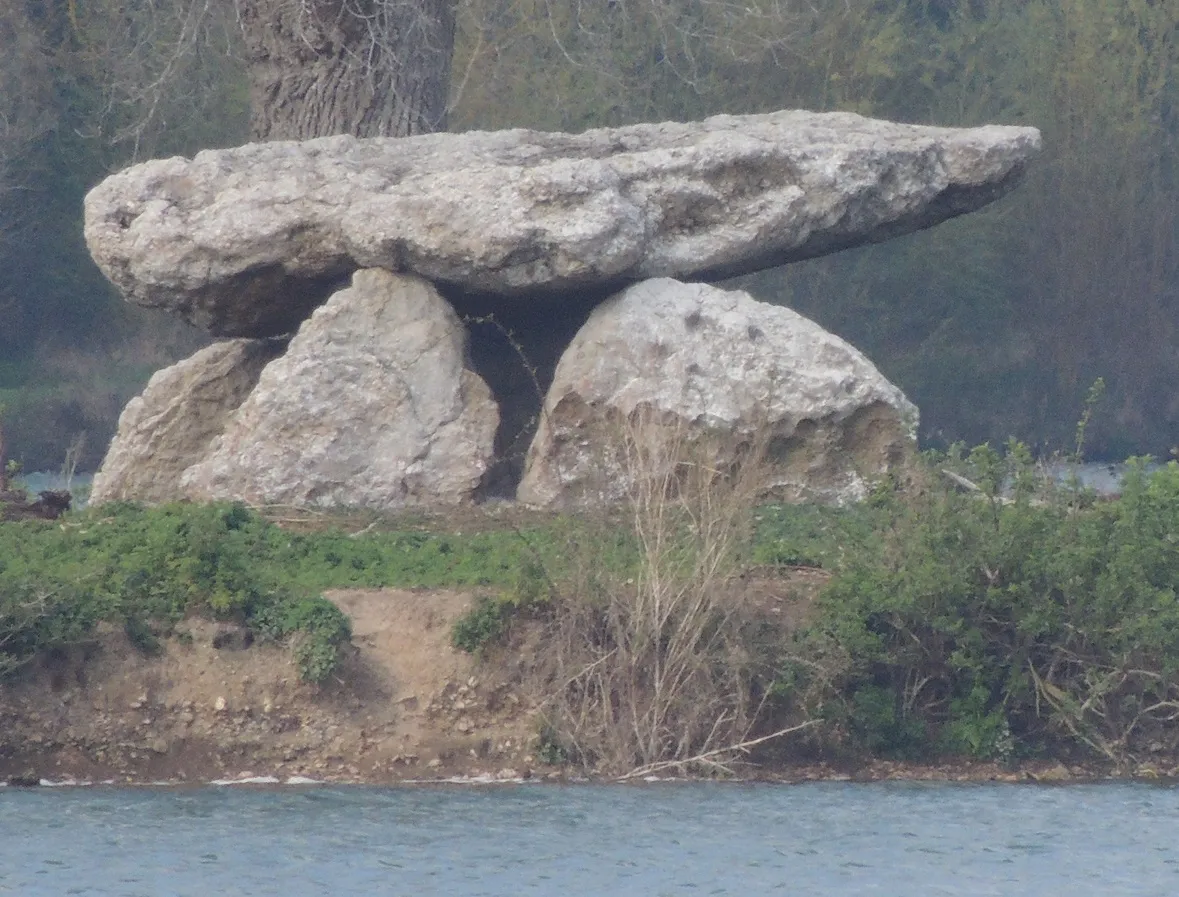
{"left": 0, "top": 502, "right": 586, "bottom": 681}
{"left": 1, "top": 503, "right": 303, "bottom": 680}
{"left": 254, "top": 596, "right": 352, "bottom": 684}
{"left": 5, "top": 453, "right": 1179, "bottom": 765}
{"left": 451, "top": 594, "right": 513, "bottom": 654}
{"left": 785, "top": 449, "right": 1179, "bottom": 765}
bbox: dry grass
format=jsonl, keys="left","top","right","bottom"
{"left": 532, "top": 408, "right": 812, "bottom": 776}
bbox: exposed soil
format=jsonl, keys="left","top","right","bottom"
{"left": 0, "top": 589, "right": 539, "bottom": 785}
{"left": 0, "top": 579, "right": 1135, "bottom": 787}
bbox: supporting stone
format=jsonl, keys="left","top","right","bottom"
{"left": 517, "top": 278, "right": 918, "bottom": 507}
{"left": 181, "top": 270, "right": 499, "bottom": 509}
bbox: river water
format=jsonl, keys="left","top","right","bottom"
{"left": 1, "top": 782, "right": 1177, "bottom": 896}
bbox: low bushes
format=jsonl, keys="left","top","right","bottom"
{"left": 450, "top": 559, "right": 553, "bottom": 654}
{"left": 0, "top": 499, "right": 597, "bottom": 684}
{"left": 779, "top": 446, "right": 1179, "bottom": 767}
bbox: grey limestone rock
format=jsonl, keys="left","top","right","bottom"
{"left": 180, "top": 269, "right": 498, "bottom": 509}
{"left": 516, "top": 278, "right": 918, "bottom": 508}
{"left": 90, "top": 338, "right": 284, "bottom": 505}
{"left": 84, "top": 110, "right": 1041, "bottom": 337}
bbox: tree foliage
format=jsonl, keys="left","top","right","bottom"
{"left": 0, "top": 0, "right": 1176, "bottom": 467}
{"left": 736, "top": 0, "right": 1179, "bottom": 458}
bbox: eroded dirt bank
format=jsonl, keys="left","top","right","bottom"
{"left": 0, "top": 586, "right": 1136, "bottom": 787}
{"left": 0, "top": 589, "right": 540, "bottom": 784}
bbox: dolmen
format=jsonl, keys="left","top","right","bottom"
{"left": 83, "top": 109, "right": 1041, "bottom": 509}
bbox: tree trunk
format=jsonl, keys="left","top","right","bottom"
{"left": 236, "top": 0, "right": 457, "bottom": 140}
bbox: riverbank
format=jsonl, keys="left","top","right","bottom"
{"left": 0, "top": 588, "right": 539, "bottom": 786}
{"left": 0, "top": 587, "right": 1137, "bottom": 787}
{"left": 3, "top": 450, "right": 1179, "bottom": 784}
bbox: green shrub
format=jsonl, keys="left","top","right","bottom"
{"left": 0, "top": 502, "right": 578, "bottom": 681}
{"left": 781, "top": 448, "right": 1179, "bottom": 766}
{"left": 536, "top": 725, "right": 570, "bottom": 766}
{"left": 751, "top": 502, "right": 887, "bottom": 571}
{"left": 0, "top": 503, "right": 328, "bottom": 680}
{"left": 254, "top": 596, "right": 352, "bottom": 684}
{"left": 451, "top": 594, "right": 514, "bottom": 653}
{"left": 0, "top": 576, "right": 99, "bottom": 676}
{"left": 938, "top": 685, "right": 1015, "bottom": 761}
{"left": 123, "top": 616, "right": 163, "bottom": 655}
{"left": 451, "top": 559, "right": 555, "bottom": 653}
{"left": 847, "top": 685, "right": 928, "bottom": 759}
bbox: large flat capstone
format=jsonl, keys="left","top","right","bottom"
{"left": 84, "top": 110, "right": 1041, "bottom": 337}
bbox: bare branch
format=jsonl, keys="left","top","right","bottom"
{"left": 617, "top": 720, "right": 822, "bottom": 780}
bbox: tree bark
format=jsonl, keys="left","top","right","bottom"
{"left": 236, "top": 0, "right": 457, "bottom": 140}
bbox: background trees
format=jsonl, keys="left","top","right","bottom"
{"left": 750, "top": 0, "right": 1179, "bottom": 458}
{"left": 0, "top": 0, "right": 1175, "bottom": 468}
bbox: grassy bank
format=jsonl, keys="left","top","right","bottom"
{"left": 2, "top": 445, "right": 1178, "bottom": 775}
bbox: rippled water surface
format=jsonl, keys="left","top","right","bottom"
{"left": 2, "top": 782, "right": 1178, "bottom": 896}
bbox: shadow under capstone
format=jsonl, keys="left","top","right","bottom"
{"left": 444, "top": 287, "right": 608, "bottom": 500}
